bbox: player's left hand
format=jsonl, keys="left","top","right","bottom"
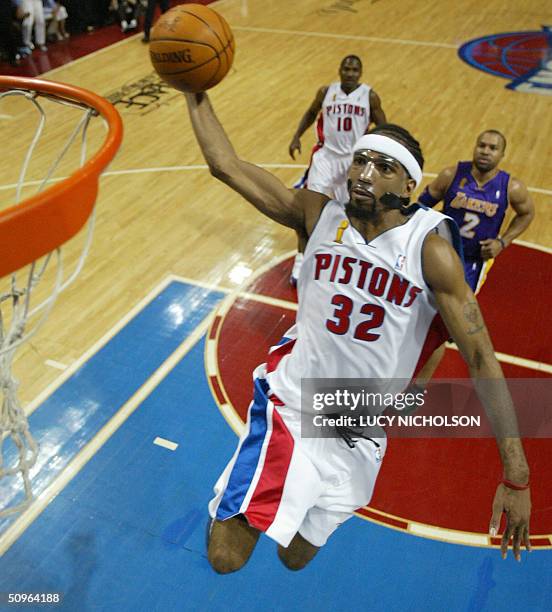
{"left": 489, "top": 483, "right": 531, "bottom": 561}
{"left": 289, "top": 136, "right": 301, "bottom": 160}
{"left": 479, "top": 238, "right": 504, "bottom": 260}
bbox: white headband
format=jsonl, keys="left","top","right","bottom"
{"left": 353, "top": 134, "right": 423, "bottom": 187}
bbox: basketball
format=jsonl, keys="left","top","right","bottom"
{"left": 149, "top": 4, "right": 235, "bottom": 93}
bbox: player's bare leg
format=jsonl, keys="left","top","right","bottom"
{"left": 414, "top": 342, "right": 446, "bottom": 388}
{"left": 277, "top": 532, "right": 320, "bottom": 571}
{"left": 207, "top": 515, "right": 261, "bottom": 574}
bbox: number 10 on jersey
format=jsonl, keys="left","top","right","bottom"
{"left": 336, "top": 117, "right": 353, "bottom": 131}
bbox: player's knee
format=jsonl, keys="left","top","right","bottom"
{"left": 208, "top": 544, "right": 248, "bottom": 574}
{"left": 277, "top": 544, "right": 313, "bottom": 572}
{"left": 207, "top": 516, "right": 259, "bottom": 574}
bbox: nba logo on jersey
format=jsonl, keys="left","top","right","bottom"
{"left": 459, "top": 26, "right": 552, "bottom": 96}
{"left": 394, "top": 254, "right": 406, "bottom": 271}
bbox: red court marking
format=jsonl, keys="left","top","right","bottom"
{"left": 217, "top": 297, "right": 296, "bottom": 418}
{"left": 209, "top": 315, "right": 222, "bottom": 340}
{"left": 212, "top": 244, "right": 552, "bottom": 542}
{"left": 356, "top": 507, "right": 409, "bottom": 530}
{"left": 209, "top": 375, "right": 226, "bottom": 405}
{"left": 476, "top": 245, "right": 552, "bottom": 364}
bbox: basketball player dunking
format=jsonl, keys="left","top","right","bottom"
{"left": 415, "top": 130, "right": 534, "bottom": 384}
{"left": 184, "top": 92, "right": 531, "bottom": 572}
{"left": 288, "top": 55, "right": 387, "bottom": 285}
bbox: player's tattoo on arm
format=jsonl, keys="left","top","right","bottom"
{"left": 463, "top": 301, "right": 485, "bottom": 335}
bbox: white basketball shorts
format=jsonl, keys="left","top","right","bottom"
{"left": 208, "top": 364, "right": 386, "bottom": 548}
{"left": 306, "top": 147, "right": 352, "bottom": 204}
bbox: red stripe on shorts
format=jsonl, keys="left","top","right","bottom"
{"left": 244, "top": 407, "right": 294, "bottom": 531}
{"left": 266, "top": 339, "right": 296, "bottom": 373}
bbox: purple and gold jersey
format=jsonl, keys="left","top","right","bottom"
{"left": 443, "top": 161, "right": 510, "bottom": 259}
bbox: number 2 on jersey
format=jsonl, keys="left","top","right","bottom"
{"left": 326, "top": 294, "right": 384, "bottom": 341}
{"left": 459, "top": 211, "right": 480, "bottom": 239}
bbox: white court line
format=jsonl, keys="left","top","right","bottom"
{"left": 446, "top": 343, "right": 552, "bottom": 374}
{"left": 153, "top": 437, "right": 178, "bottom": 451}
{"left": 408, "top": 521, "right": 489, "bottom": 546}
{"left": 239, "top": 291, "right": 298, "bottom": 311}
{"left": 44, "top": 359, "right": 67, "bottom": 371}
{"left": 0, "top": 308, "right": 215, "bottom": 556}
{"left": 232, "top": 25, "right": 458, "bottom": 49}
{"left": 513, "top": 240, "right": 552, "bottom": 254}
{"left": 165, "top": 273, "right": 233, "bottom": 294}
{"left": 2, "top": 165, "right": 551, "bottom": 198}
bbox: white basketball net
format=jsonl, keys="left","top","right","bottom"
{"left": 0, "top": 87, "right": 105, "bottom": 517}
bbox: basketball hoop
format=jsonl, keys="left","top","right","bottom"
{"left": 0, "top": 76, "right": 123, "bottom": 517}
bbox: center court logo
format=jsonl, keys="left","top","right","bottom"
{"left": 459, "top": 26, "right": 552, "bottom": 95}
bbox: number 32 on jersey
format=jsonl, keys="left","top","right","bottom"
{"left": 326, "top": 294, "right": 385, "bottom": 341}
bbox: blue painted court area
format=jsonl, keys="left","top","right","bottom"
{"left": 0, "top": 280, "right": 549, "bottom": 611}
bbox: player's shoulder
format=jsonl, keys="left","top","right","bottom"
{"left": 422, "top": 230, "right": 461, "bottom": 283}
{"left": 294, "top": 187, "right": 329, "bottom": 214}
{"left": 298, "top": 189, "right": 331, "bottom": 236}
{"left": 507, "top": 175, "right": 530, "bottom": 202}
{"left": 444, "top": 162, "right": 465, "bottom": 177}
{"left": 431, "top": 164, "right": 458, "bottom": 192}
{"left": 316, "top": 84, "right": 331, "bottom": 99}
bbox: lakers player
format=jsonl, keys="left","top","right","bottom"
{"left": 288, "top": 55, "right": 387, "bottom": 285}
{"left": 415, "top": 130, "right": 534, "bottom": 385}
{"left": 184, "top": 92, "right": 531, "bottom": 572}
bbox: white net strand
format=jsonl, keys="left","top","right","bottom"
{"left": 0, "top": 86, "right": 103, "bottom": 517}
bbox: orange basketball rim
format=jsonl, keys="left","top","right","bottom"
{"left": 0, "top": 76, "right": 123, "bottom": 278}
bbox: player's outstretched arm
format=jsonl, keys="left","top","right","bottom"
{"left": 288, "top": 86, "right": 327, "bottom": 159}
{"left": 185, "top": 92, "right": 318, "bottom": 231}
{"left": 418, "top": 166, "right": 456, "bottom": 208}
{"left": 368, "top": 89, "right": 387, "bottom": 126}
{"left": 423, "top": 233, "right": 531, "bottom": 561}
{"left": 480, "top": 178, "right": 535, "bottom": 260}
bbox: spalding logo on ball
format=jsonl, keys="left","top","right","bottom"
{"left": 149, "top": 4, "right": 235, "bottom": 93}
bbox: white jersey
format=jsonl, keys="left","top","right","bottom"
{"left": 267, "top": 202, "right": 460, "bottom": 409}
{"left": 316, "top": 82, "right": 371, "bottom": 156}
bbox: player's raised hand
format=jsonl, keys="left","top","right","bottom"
{"left": 489, "top": 483, "right": 531, "bottom": 561}
{"left": 480, "top": 238, "right": 504, "bottom": 260}
{"left": 289, "top": 136, "right": 301, "bottom": 160}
